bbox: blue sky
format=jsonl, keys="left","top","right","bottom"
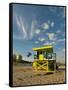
{"left": 13, "top": 4, "right": 66, "bottom": 63}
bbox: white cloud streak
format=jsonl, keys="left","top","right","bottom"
{"left": 30, "top": 20, "right": 37, "bottom": 39}
{"left": 15, "top": 15, "right": 39, "bottom": 40}
{"left": 15, "top": 15, "right": 27, "bottom": 39}
{"left": 19, "top": 16, "right": 27, "bottom": 39}
{"left": 16, "top": 15, "right": 21, "bottom": 27}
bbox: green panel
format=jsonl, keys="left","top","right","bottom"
{"left": 34, "top": 54, "right": 37, "bottom": 59}
{"left": 46, "top": 49, "right": 53, "bottom": 59}
{"left": 48, "top": 60, "right": 56, "bottom": 71}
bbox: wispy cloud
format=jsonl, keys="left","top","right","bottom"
{"left": 19, "top": 16, "right": 27, "bottom": 39}
{"left": 38, "top": 37, "right": 45, "bottom": 42}
{"left": 43, "top": 41, "right": 56, "bottom": 46}
{"left": 15, "top": 14, "right": 27, "bottom": 39}
{"left": 15, "top": 15, "right": 40, "bottom": 40}
{"left": 43, "top": 38, "right": 65, "bottom": 46}
{"left": 15, "top": 15, "right": 39, "bottom": 40}
{"left": 30, "top": 20, "right": 37, "bottom": 39}
{"left": 16, "top": 15, "right": 21, "bottom": 27}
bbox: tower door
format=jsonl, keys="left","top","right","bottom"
{"left": 39, "top": 51, "right": 44, "bottom": 60}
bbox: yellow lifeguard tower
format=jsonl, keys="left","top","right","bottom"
{"left": 32, "top": 45, "right": 56, "bottom": 72}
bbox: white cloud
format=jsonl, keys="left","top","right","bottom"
{"left": 42, "top": 22, "right": 49, "bottom": 30}
{"left": 15, "top": 15, "right": 38, "bottom": 40}
{"left": 42, "top": 21, "right": 54, "bottom": 30}
{"left": 35, "top": 29, "right": 40, "bottom": 34}
{"left": 43, "top": 41, "right": 56, "bottom": 46}
{"left": 47, "top": 33, "right": 55, "bottom": 40}
{"left": 58, "top": 38, "right": 65, "bottom": 42}
{"left": 38, "top": 37, "right": 45, "bottom": 42}
{"left": 16, "top": 15, "right": 21, "bottom": 27}
{"left": 34, "top": 41, "right": 39, "bottom": 44}
{"left": 30, "top": 20, "right": 37, "bottom": 39}
{"left": 19, "top": 16, "right": 27, "bottom": 39}
{"left": 15, "top": 15, "right": 27, "bottom": 39}
{"left": 51, "top": 22, "right": 54, "bottom": 27}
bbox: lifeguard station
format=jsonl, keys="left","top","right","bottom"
{"left": 32, "top": 45, "right": 56, "bottom": 72}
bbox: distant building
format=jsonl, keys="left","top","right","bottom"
{"left": 13, "top": 54, "right": 22, "bottom": 63}
{"left": 13, "top": 54, "right": 32, "bottom": 65}
{"left": 16, "top": 55, "right": 22, "bottom": 62}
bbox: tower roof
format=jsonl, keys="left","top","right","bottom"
{"left": 33, "top": 45, "right": 53, "bottom": 51}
